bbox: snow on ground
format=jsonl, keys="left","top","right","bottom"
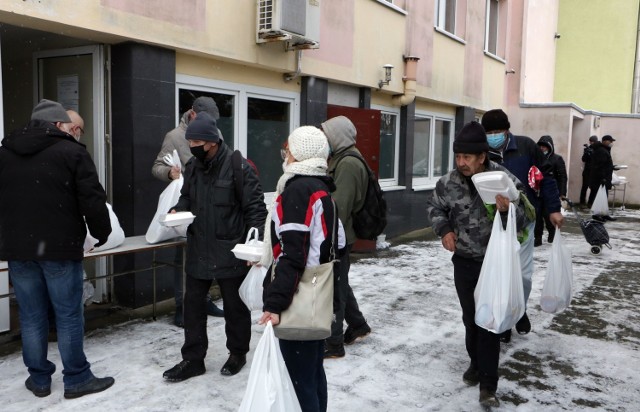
{"left": 1, "top": 208, "right": 639, "bottom": 411}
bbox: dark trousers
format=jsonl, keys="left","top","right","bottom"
{"left": 279, "top": 339, "right": 327, "bottom": 412}
{"left": 579, "top": 174, "right": 590, "bottom": 205}
{"left": 452, "top": 254, "right": 500, "bottom": 392}
{"left": 534, "top": 206, "right": 555, "bottom": 242}
{"left": 181, "top": 274, "right": 251, "bottom": 361}
{"left": 328, "top": 245, "right": 366, "bottom": 345}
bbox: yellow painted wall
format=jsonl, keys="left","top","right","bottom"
{"left": 554, "top": 0, "right": 640, "bottom": 113}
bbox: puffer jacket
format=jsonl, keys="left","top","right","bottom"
{"left": 173, "top": 142, "right": 267, "bottom": 279}
{"left": 427, "top": 161, "right": 533, "bottom": 261}
{"left": 489, "top": 132, "right": 561, "bottom": 214}
{"left": 0, "top": 120, "right": 111, "bottom": 261}
{"left": 262, "top": 175, "right": 340, "bottom": 314}
{"left": 537, "top": 135, "right": 567, "bottom": 197}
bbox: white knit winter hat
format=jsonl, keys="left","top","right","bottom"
{"left": 287, "top": 126, "right": 329, "bottom": 162}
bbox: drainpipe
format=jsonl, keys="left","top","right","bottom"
{"left": 392, "top": 56, "right": 420, "bottom": 107}
{"left": 632, "top": 7, "right": 640, "bottom": 113}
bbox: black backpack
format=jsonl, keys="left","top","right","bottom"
{"left": 340, "top": 153, "right": 387, "bottom": 240}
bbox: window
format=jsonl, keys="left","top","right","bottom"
{"left": 373, "top": 106, "right": 401, "bottom": 188}
{"left": 412, "top": 114, "right": 453, "bottom": 188}
{"left": 177, "top": 75, "right": 299, "bottom": 195}
{"left": 436, "top": 0, "right": 456, "bottom": 34}
{"left": 485, "top": 0, "right": 506, "bottom": 59}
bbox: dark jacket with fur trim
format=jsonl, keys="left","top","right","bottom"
{"left": 173, "top": 142, "right": 267, "bottom": 279}
{"left": 0, "top": 120, "right": 111, "bottom": 260}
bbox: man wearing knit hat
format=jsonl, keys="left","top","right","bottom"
{"left": 151, "top": 96, "right": 224, "bottom": 326}
{"left": 481, "top": 109, "right": 563, "bottom": 343}
{"left": 320, "top": 115, "right": 371, "bottom": 359}
{"left": 428, "top": 121, "right": 533, "bottom": 408}
{"left": 0, "top": 99, "right": 115, "bottom": 398}
{"left": 163, "top": 112, "right": 267, "bottom": 382}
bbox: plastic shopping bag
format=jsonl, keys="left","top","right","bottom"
{"left": 238, "top": 321, "right": 301, "bottom": 412}
{"left": 146, "top": 149, "right": 188, "bottom": 244}
{"left": 240, "top": 265, "right": 267, "bottom": 311}
{"left": 540, "top": 230, "right": 573, "bottom": 313}
{"left": 84, "top": 203, "right": 125, "bottom": 252}
{"left": 474, "top": 203, "right": 526, "bottom": 334}
{"left": 590, "top": 184, "right": 609, "bottom": 216}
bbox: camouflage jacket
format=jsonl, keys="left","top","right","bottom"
{"left": 427, "top": 161, "right": 534, "bottom": 261}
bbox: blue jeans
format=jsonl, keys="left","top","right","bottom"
{"left": 279, "top": 339, "right": 327, "bottom": 412}
{"left": 520, "top": 222, "right": 536, "bottom": 305}
{"left": 9, "top": 260, "right": 94, "bottom": 389}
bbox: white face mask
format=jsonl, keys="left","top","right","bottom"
{"left": 282, "top": 159, "right": 289, "bottom": 172}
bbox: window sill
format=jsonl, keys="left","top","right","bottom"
{"left": 412, "top": 184, "right": 436, "bottom": 192}
{"left": 484, "top": 51, "right": 506, "bottom": 64}
{"left": 434, "top": 27, "right": 466, "bottom": 45}
{"left": 381, "top": 185, "right": 406, "bottom": 192}
{"left": 372, "top": 0, "right": 407, "bottom": 15}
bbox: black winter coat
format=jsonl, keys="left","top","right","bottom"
{"left": 0, "top": 120, "right": 111, "bottom": 261}
{"left": 173, "top": 143, "right": 267, "bottom": 280}
{"left": 537, "top": 135, "right": 567, "bottom": 197}
{"left": 588, "top": 142, "right": 614, "bottom": 190}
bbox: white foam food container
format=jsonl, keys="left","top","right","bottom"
{"left": 231, "top": 242, "right": 264, "bottom": 262}
{"left": 160, "top": 211, "right": 196, "bottom": 227}
{"left": 471, "top": 171, "right": 519, "bottom": 204}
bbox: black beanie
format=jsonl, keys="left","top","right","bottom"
{"left": 481, "top": 109, "right": 510, "bottom": 132}
{"left": 453, "top": 122, "right": 490, "bottom": 154}
{"left": 185, "top": 112, "right": 220, "bottom": 142}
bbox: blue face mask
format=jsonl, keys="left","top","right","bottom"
{"left": 486, "top": 132, "right": 506, "bottom": 149}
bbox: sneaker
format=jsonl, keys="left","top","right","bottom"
{"left": 499, "top": 329, "right": 511, "bottom": 343}
{"left": 25, "top": 377, "right": 51, "bottom": 398}
{"left": 64, "top": 376, "right": 115, "bottom": 399}
{"left": 534, "top": 238, "right": 542, "bottom": 247}
{"left": 220, "top": 354, "right": 246, "bottom": 376}
{"left": 174, "top": 305, "right": 184, "bottom": 328}
{"left": 516, "top": 312, "right": 531, "bottom": 335}
{"left": 207, "top": 299, "right": 225, "bottom": 317}
{"left": 344, "top": 322, "right": 371, "bottom": 345}
{"left": 324, "top": 342, "right": 345, "bottom": 359}
{"left": 479, "top": 389, "right": 500, "bottom": 408}
{"left": 462, "top": 365, "right": 479, "bottom": 386}
{"left": 163, "top": 360, "right": 205, "bottom": 382}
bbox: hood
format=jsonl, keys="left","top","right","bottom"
{"left": 321, "top": 116, "right": 356, "bottom": 154}
{"left": 537, "top": 135, "right": 555, "bottom": 155}
{"left": 1, "top": 120, "right": 79, "bottom": 156}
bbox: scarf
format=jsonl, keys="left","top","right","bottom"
{"left": 259, "top": 157, "right": 328, "bottom": 268}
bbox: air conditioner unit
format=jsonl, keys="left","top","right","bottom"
{"left": 257, "top": 0, "right": 320, "bottom": 49}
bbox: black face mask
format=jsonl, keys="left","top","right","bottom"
{"left": 190, "top": 144, "right": 208, "bottom": 162}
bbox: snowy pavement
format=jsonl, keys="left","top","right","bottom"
{"left": 1, "top": 207, "right": 639, "bottom": 411}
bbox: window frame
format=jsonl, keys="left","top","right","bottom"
{"left": 484, "top": 0, "right": 506, "bottom": 61}
{"left": 176, "top": 74, "right": 300, "bottom": 203}
{"left": 371, "top": 104, "right": 401, "bottom": 189}
{"left": 436, "top": 0, "right": 457, "bottom": 35}
{"left": 411, "top": 111, "right": 455, "bottom": 190}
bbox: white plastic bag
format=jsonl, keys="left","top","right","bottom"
{"left": 84, "top": 203, "right": 125, "bottom": 252}
{"left": 590, "top": 184, "right": 609, "bottom": 216}
{"left": 238, "top": 321, "right": 301, "bottom": 412}
{"left": 474, "top": 203, "right": 526, "bottom": 334}
{"left": 240, "top": 265, "right": 267, "bottom": 311}
{"left": 540, "top": 230, "right": 573, "bottom": 313}
{"left": 145, "top": 175, "right": 187, "bottom": 244}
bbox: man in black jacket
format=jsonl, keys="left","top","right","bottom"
{"left": 535, "top": 135, "right": 567, "bottom": 246}
{"left": 579, "top": 135, "right": 598, "bottom": 205}
{"left": 0, "top": 99, "right": 114, "bottom": 399}
{"left": 163, "top": 112, "right": 267, "bottom": 382}
{"left": 588, "top": 135, "right": 615, "bottom": 208}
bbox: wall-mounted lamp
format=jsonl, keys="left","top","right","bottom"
{"left": 378, "top": 64, "right": 394, "bottom": 89}
{"left": 505, "top": 68, "right": 516, "bottom": 75}
{"left": 554, "top": 33, "right": 561, "bottom": 39}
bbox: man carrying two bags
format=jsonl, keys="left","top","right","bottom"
{"left": 427, "top": 122, "right": 534, "bottom": 408}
